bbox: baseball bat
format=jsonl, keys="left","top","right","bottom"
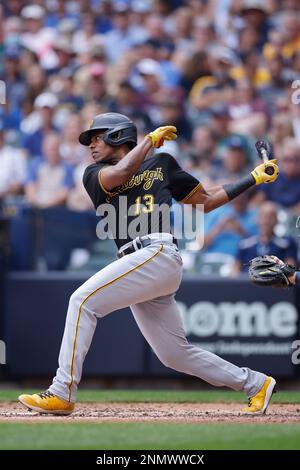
{"left": 255, "top": 140, "right": 275, "bottom": 175}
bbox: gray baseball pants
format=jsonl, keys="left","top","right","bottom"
{"left": 49, "top": 235, "right": 265, "bottom": 402}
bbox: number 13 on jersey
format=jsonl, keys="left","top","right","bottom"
{"left": 134, "top": 194, "right": 154, "bottom": 215}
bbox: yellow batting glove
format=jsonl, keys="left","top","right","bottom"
{"left": 147, "top": 126, "right": 177, "bottom": 148}
{"left": 251, "top": 159, "right": 279, "bottom": 185}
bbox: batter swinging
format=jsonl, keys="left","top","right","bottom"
{"left": 19, "top": 113, "right": 279, "bottom": 415}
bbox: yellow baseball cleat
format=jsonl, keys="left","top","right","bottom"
{"left": 18, "top": 391, "right": 74, "bottom": 415}
{"left": 242, "top": 376, "right": 276, "bottom": 415}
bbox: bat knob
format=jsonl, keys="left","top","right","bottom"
{"left": 265, "top": 165, "right": 275, "bottom": 175}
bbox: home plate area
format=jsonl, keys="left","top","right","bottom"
{"left": 0, "top": 402, "right": 299, "bottom": 423}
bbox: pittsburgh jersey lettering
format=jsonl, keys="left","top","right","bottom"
{"left": 83, "top": 152, "right": 200, "bottom": 248}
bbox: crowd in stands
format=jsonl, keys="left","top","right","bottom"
{"left": 1, "top": 0, "right": 300, "bottom": 272}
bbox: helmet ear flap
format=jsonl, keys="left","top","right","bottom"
{"left": 103, "top": 125, "right": 137, "bottom": 148}
{"left": 108, "top": 130, "right": 122, "bottom": 143}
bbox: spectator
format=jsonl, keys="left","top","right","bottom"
{"left": 177, "top": 50, "right": 210, "bottom": 96}
{"left": 72, "top": 13, "right": 97, "bottom": 55}
{"left": 231, "top": 50, "right": 270, "bottom": 88}
{"left": 260, "top": 53, "right": 289, "bottom": 116}
{"left": 237, "top": 26, "right": 261, "bottom": 57}
{"left": 103, "top": 3, "right": 147, "bottom": 63}
{"left": 216, "top": 136, "right": 252, "bottom": 182}
{"left": 191, "top": 16, "right": 216, "bottom": 53}
{"left": 228, "top": 79, "right": 268, "bottom": 123}
{"left": 167, "top": 6, "right": 194, "bottom": 50}
{"left": 268, "top": 113, "right": 294, "bottom": 156}
{"left": 59, "top": 115, "right": 86, "bottom": 166}
{"left": 50, "top": 69, "right": 84, "bottom": 113}
{"left": 66, "top": 153, "right": 94, "bottom": 212}
{"left": 202, "top": 191, "right": 258, "bottom": 258}
{"left": 228, "top": 80, "right": 269, "bottom": 141}
{"left": 0, "top": 125, "right": 26, "bottom": 200}
{"left": 21, "top": 92, "right": 59, "bottom": 159}
{"left": 51, "top": 37, "right": 77, "bottom": 75}
{"left": 144, "top": 14, "right": 171, "bottom": 44}
{"left": 25, "top": 133, "right": 73, "bottom": 209}
{"left": 21, "top": 64, "right": 47, "bottom": 118}
{"left": 134, "top": 58, "right": 165, "bottom": 121}
{"left": 239, "top": 1, "right": 270, "bottom": 50}
{"left": 3, "top": 45, "right": 26, "bottom": 129}
{"left": 156, "top": 95, "right": 192, "bottom": 142}
{"left": 259, "top": 138, "right": 300, "bottom": 213}
{"left": 232, "top": 201, "right": 298, "bottom": 273}
{"left": 209, "top": 104, "right": 252, "bottom": 161}
{"left": 73, "top": 36, "right": 107, "bottom": 96}
{"left": 264, "top": 11, "right": 300, "bottom": 61}
{"left": 135, "top": 58, "right": 163, "bottom": 97}
{"left": 20, "top": 4, "right": 56, "bottom": 71}
{"left": 189, "top": 45, "right": 236, "bottom": 116}
{"left": 185, "top": 125, "right": 217, "bottom": 182}
{"left": 83, "top": 63, "right": 114, "bottom": 108}
{"left": 44, "top": 0, "right": 79, "bottom": 29}
{"left": 108, "top": 81, "right": 153, "bottom": 132}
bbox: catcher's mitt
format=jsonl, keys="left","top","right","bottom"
{"left": 248, "top": 255, "right": 296, "bottom": 288}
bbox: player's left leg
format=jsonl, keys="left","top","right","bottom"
{"left": 19, "top": 240, "right": 182, "bottom": 414}
{"left": 131, "top": 296, "right": 276, "bottom": 414}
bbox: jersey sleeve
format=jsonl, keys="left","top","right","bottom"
{"left": 82, "top": 163, "right": 108, "bottom": 208}
{"left": 167, "top": 154, "right": 201, "bottom": 202}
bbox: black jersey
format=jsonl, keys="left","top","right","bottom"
{"left": 83, "top": 153, "right": 201, "bottom": 248}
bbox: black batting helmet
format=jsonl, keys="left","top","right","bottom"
{"left": 79, "top": 112, "right": 137, "bottom": 149}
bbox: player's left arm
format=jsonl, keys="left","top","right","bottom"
{"left": 183, "top": 160, "right": 279, "bottom": 212}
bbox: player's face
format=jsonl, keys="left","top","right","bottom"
{"left": 89, "top": 131, "right": 115, "bottom": 163}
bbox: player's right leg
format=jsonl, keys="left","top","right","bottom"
{"left": 131, "top": 296, "right": 276, "bottom": 415}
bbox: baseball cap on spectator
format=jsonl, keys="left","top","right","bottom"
{"left": 225, "top": 136, "right": 245, "bottom": 150}
{"left": 87, "top": 37, "right": 106, "bottom": 59}
{"left": 142, "top": 38, "right": 162, "bottom": 50}
{"left": 132, "top": 0, "right": 151, "bottom": 13}
{"left": 113, "top": 1, "right": 131, "bottom": 13}
{"left": 57, "top": 18, "right": 77, "bottom": 35}
{"left": 21, "top": 5, "right": 45, "bottom": 20}
{"left": 241, "top": 0, "right": 267, "bottom": 14}
{"left": 53, "top": 37, "right": 74, "bottom": 55}
{"left": 34, "top": 92, "right": 58, "bottom": 109}
{"left": 136, "top": 59, "right": 161, "bottom": 77}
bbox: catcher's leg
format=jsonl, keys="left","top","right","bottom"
{"left": 131, "top": 296, "right": 265, "bottom": 398}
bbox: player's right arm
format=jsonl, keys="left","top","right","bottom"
{"left": 101, "top": 126, "right": 177, "bottom": 191}
{"left": 183, "top": 160, "right": 279, "bottom": 212}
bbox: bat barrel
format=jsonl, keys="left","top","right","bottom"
{"left": 256, "top": 140, "right": 275, "bottom": 175}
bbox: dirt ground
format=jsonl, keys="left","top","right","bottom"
{"left": 0, "top": 402, "right": 299, "bottom": 423}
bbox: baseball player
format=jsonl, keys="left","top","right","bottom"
{"left": 19, "top": 113, "right": 279, "bottom": 415}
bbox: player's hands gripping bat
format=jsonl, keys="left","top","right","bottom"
{"left": 251, "top": 140, "right": 279, "bottom": 184}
